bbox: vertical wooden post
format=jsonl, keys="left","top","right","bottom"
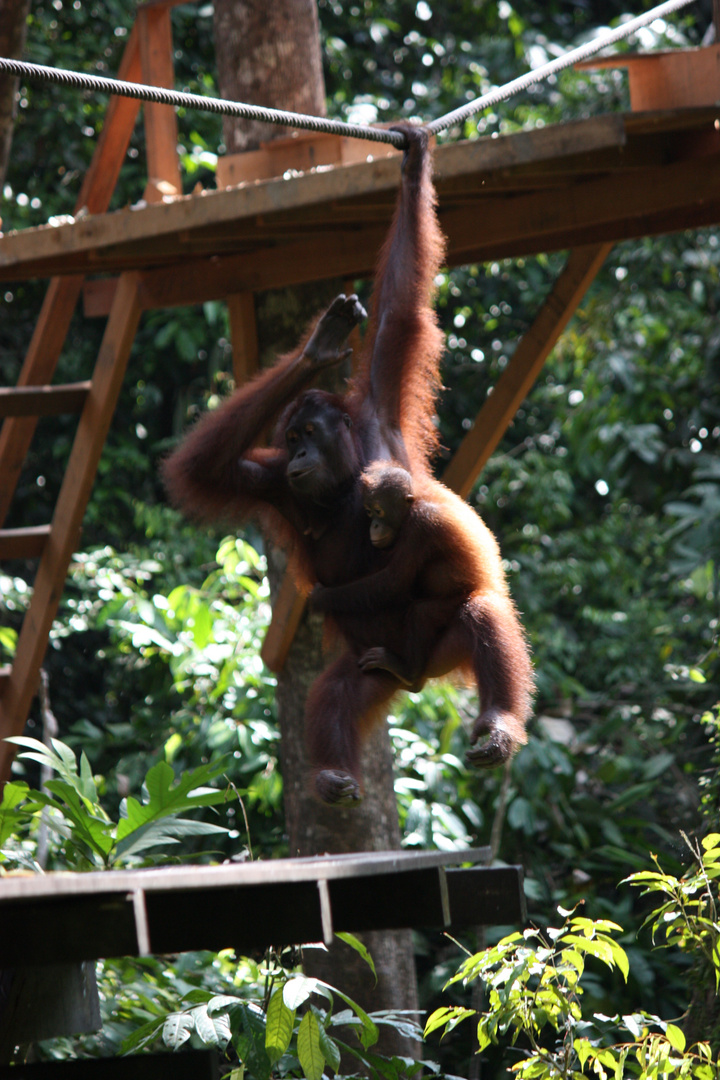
{"left": 137, "top": 5, "right": 182, "bottom": 201}
{"left": 227, "top": 292, "right": 259, "bottom": 386}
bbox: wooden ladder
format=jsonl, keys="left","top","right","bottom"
{"left": 0, "top": 2, "right": 183, "bottom": 783}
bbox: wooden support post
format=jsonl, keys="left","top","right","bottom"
{"left": 227, "top": 292, "right": 259, "bottom": 386}
{"left": 0, "top": 26, "right": 142, "bottom": 528}
{"left": 442, "top": 243, "right": 612, "bottom": 498}
{"left": 260, "top": 573, "right": 308, "bottom": 673}
{"left": 137, "top": 5, "right": 182, "bottom": 201}
{"left": 0, "top": 275, "right": 143, "bottom": 786}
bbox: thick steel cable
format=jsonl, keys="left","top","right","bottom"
{"left": 0, "top": 55, "right": 407, "bottom": 147}
{"left": 0, "top": 0, "right": 698, "bottom": 148}
{"left": 427, "top": 0, "right": 698, "bottom": 135}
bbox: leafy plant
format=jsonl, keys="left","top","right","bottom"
{"left": 122, "top": 942, "right": 428, "bottom": 1080}
{"left": 426, "top": 836, "right": 720, "bottom": 1077}
{"left": 0, "top": 737, "right": 234, "bottom": 870}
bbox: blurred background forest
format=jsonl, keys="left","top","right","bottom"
{"left": 0, "top": 0, "right": 719, "bottom": 1074}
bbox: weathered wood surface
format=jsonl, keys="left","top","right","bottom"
{"left": 0, "top": 850, "right": 525, "bottom": 968}
{"left": 577, "top": 44, "right": 720, "bottom": 112}
{"left": 1, "top": 108, "right": 718, "bottom": 286}
{"left": 0, "top": 381, "right": 90, "bottom": 417}
{"left": 0, "top": 847, "right": 489, "bottom": 899}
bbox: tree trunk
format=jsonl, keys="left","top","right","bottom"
{"left": 212, "top": 0, "right": 419, "bottom": 1058}
{"left": 213, "top": 0, "right": 325, "bottom": 153}
{"left": 0, "top": 0, "right": 30, "bottom": 186}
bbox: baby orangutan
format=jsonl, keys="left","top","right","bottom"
{"left": 310, "top": 463, "right": 534, "bottom": 767}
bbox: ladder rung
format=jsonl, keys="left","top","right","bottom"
{"left": 0, "top": 381, "right": 91, "bottom": 418}
{"left": 0, "top": 524, "right": 52, "bottom": 559}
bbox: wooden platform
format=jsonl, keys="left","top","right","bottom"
{"left": 1, "top": 106, "right": 719, "bottom": 299}
{"left": 0, "top": 848, "right": 525, "bottom": 965}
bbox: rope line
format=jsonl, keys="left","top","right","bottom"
{"left": 0, "top": 0, "right": 697, "bottom": 148}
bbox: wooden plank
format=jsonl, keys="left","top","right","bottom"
{"left": 137, "top": 5, "right": 182, "bottom": 201}
{"left": 0, "top": 381, "right": 90, "bottom": 418}
{"left": 577, "top": 45, "right": 720, "bottom": 111}
{"left": 0, "top": 848, "right": 489, "bottom": 899}
{"left": 227, "top": 292, "right": 259, "bottom": 385}
{"left": 443, "top": 243, "right": 612, "bottom": 498}
{"left": 0, "top": 29, "right": 142, "bottom": 527}
{"left": 0, "top": 113, "right": 632, "bottom": 275}
{"left": 0, "top": 861, "right": 507, "bottom": 964}
{"left": 5, "top": 143, "right": 720, "bottom": 286}
{"left": 217, "top": 130, "right": 398, "bottom": 187}
{"left": 0, "top": 274, "right": 143, "bottom": 786}
{"left": 76, "top": 149, "right": 720, "bottom": 313}
{"left": 260, "top": 572, "right": 308, "bottom": 673}
{"left": 0, "top": 524, "right": 51, "bottom": 559}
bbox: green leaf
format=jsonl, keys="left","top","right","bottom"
{"left": 315, "top": 979, "right": 378, "bottom": 1050}
{"left": 574, "top": 1037, "right": 592, "bottom": 1068}
{"left": 297, "top": 1011, "right": 324, "bottom": 1080}
{"left": 79, "top": 751, "right": 98, "bottom": 803}
{"left": 317, "top": 1025, "right": 341, "bottom": 1071}
{"left": 336, "top": 932, "right": 377, "bottom": 982}
{"left": 0, "top": 781, "right": 30, "bottom": 846}
{"left": 424, "top": 1005, "right": 473, "bottom": 1038}
{"left": 283, "top": 975, "right": 318, "bottom": 1011}
{"left": 265, "top": 988, "right": 295, "bottom": 1065}
{"left": 702, "top": 833, "right": 720, "bottom": 852}
{"left": 162, "top": 1011, "right": 195, "bottom": 1050}
{"left": 664, "top": 1023, "right": 686, "bottom": 1052}
{"left": 145, "top": 760, "right": 175, "bottom": 809}
{"left": 191, "top": 1004, "right": 230, "bottom": 1047}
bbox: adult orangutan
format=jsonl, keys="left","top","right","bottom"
{"left": 163, "top": 123, "right": 533, "bottom": 805}
{"left": 310, "top": 462, "right": 533, "bottom": 768}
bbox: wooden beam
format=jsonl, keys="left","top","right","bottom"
{"left": 0, "top": 381, "right": 90, "bottom": 418}
{"left": 6, "top": 146, "right": 720, "bottom": 287}
{"left": 260, "top": 573, "right": 308, "bottom": 673}
{"left": 576, "top": 45, "right": 720, "bottom": 112}
{"left": 75, "top": 23, "right": 143, "bottom": 215}
{"left": 137, "top": 5, "right": 182, "bottom": 201}
{"left": 0, "top": 274, "right": 143, "bottom": 786}
{"left": 0, "top": 524, "right": 51, "bottom": 559}
{"left": 442, "top": 243, "right": 613, "bottom": 498}
{"left": 0, "top": 112, "right": 633, "bottom": 277}
{"left": 227, "top": 292, "right": 259, "bottom": 385}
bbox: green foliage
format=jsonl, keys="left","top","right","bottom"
{"left": 119, "top": 943, "right": 428, "bottom": 1080}
{"left": 0, "top": 737, "right": 234, "bottom": 870}
{"left": 427, "top": 841, "right": 720, "bottom": 1077}
{"left": 425, "top": 911, "right": 712, "bottom": 1080}
{"left": 627, "top": 833, "right": 720, "bottom": 998}
{"left": 3, "top": 2, "right": 720, "bottom": 1075}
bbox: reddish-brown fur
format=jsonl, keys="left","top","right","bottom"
{"left": 163, "top": 124, "right": 531, "bottom": 806}
{"left": 311, "top": 464, "right": 534, "bottom": 769}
